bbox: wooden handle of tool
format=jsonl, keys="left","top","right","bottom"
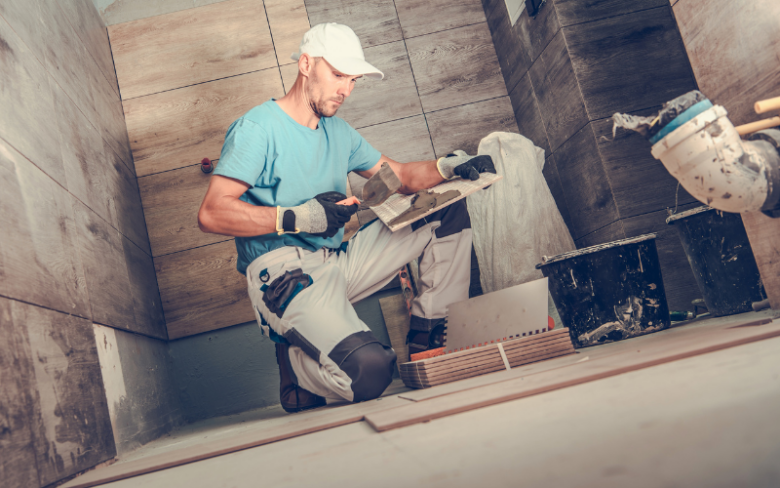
{"left": 754, "top": 96, "right": 780, "bottom": 114}
{"left": 735, "top": 116, "right": 780, "bottom": 136}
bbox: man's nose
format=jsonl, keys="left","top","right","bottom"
{"left": 338, "top": 79, "right": 353, "bottom": 98}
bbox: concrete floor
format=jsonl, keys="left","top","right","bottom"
{"left": 98, "top": 329, "right": 780, "bottom": 487}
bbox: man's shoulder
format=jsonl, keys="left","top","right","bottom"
{"left": 241, "top": 101, "right": 278, "bottom": 126}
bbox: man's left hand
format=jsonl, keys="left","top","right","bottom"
{"left": 436, "top": 150, "right": 496, "bottom": 181}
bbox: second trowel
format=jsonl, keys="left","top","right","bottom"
{"left": 359, "top": 161, "right": 402, "bottom": 210}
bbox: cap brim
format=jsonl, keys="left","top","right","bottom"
{"left": 289, "top": 53, "right": 384, "bottom": 80}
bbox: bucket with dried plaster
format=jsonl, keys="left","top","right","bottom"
{"left": 536, "top": 234, "right": 670, "bottom": 348}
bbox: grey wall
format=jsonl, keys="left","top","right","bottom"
{"left": 0, "top": 0, "right": 176, "bottom": 484}
{"left": 483, "top": 0, "right": 703, "bottom": 311}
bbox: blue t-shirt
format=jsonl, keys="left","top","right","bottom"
{"left": 214, "top": 100, "right": 381, "bottom": 275}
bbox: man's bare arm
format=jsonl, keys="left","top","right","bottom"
{"left": 198, "top": 175, "right": 277, "bottom": 236}
{"left": 357, "top": 155, "right": 444, "bottom": 195}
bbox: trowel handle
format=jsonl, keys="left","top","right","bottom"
{"left": 336, "top": 196, "right": 361, "bottom": 206}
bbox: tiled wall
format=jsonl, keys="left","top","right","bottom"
{"left": 0, "top": 0, "right": 170, "bottom": 485}
{"left": 483, "top": 0, "right": 704, "bottom": 311}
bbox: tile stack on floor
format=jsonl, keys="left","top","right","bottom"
{"left": 400, "top": 328, "right": 575, "bottom": 388}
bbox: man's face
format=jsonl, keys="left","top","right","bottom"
{"left": 306, "top": 58, "right": 362, "bottom": 118}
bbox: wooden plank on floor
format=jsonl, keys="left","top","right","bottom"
{"left": 108, "top": 0, "right": 276, "bottom": 100}
{"left": 265, "top": 0, "right": 310, "bottom": 66}
{"left": 124, "top": 69, "right": 284, "bottom": 177}
{"left": 365, "top": 312, "right": 780, "bottom": 431}
{"left": 406, "top": 22, "right": 506, "bottom": 113}
{"left": 60, "top": 396, "right": 412, "bottom": 488}
{"left": 155, "top": 240, "right": 253, "bottom": 339}
{"left": 741, "top": 212, "right": 780, "bottom": 310}
{"left": 139, "top": 161, "right": 231, "bottom": 257}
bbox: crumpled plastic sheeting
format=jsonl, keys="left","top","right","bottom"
{"left": 468, "top": 132, "right": 575, "bottom": 294}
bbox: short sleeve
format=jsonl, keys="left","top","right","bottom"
{"left": 346, "top": 124, "right": 381, "bottom": 173}
{"left": 213, "top": 118, "right": 268, "bottom": 186}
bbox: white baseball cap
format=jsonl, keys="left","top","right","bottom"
{"left": 291, "top": 23, "right": 384, "bottom": 80}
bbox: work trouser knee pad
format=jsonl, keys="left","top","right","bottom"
{"left": 341, "top": 343, "right": 397, "bottom": 402}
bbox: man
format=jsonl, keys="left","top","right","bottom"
{"left": 198, "top": 23, "right": 494, "bottom": 412}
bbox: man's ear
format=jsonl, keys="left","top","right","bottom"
{"left": 298, "top": 53, "right": 315, "bottom": 77}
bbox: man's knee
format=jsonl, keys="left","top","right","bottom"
{"left": 341, "top": 343, "right": 397, "bottom": 402}
{"left": 411, "top": 198, "right": 471, "bottom": 238}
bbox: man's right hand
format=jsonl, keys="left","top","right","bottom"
{"left": 276, "top": 191, "right": 358, "bottom": 237}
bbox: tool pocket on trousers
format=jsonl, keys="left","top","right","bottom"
{"left": 261, "top": 268, "right": 313, "bottom": 319}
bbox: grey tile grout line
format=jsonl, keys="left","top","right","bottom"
{"left": 153, "top": 237, "right": 235, "bottom": 260}
{"left": 260, "top": 0, "right": 288, "bottom": 95}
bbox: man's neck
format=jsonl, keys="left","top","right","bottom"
{"left": 275, "top": 80, "right": 321, "bottom": 130}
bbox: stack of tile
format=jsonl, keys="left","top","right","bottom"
{"left": 400, "top": 328, "right": 575, "bottom": 389}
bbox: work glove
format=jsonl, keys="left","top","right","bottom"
{"left": 276, "top": 191, "right": 358, "bottom": 238}
{"left": 436, "top": 150, "right": 496, "bottom": 181}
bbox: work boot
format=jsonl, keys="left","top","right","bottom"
{"left": 275, "top": 342, "right": 326, "bottom": 413}
{"left": 407, "top": 318, "right": 447, "bottom": 354}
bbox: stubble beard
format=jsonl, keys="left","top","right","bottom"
{"left": 306, "top": 69, "right": 342, "bottom": 118}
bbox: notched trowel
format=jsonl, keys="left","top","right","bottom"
{"left": 359, "top": 162, "right": 402, "bottom": 210}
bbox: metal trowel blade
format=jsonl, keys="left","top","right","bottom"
{"left": 359, "top": 161, "right": 402, "bottom": 210}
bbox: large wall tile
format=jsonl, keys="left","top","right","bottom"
{"left": 108, "top": 0, "right": 275, "bottom": 100}
{"left": 106, "top": 142, "right": 152, "bottom": 255}
{"left": 73, "top": 200, "right": 136, "bottom": 331}
{"left": 673, "top": 0, "right": 780, "bottom": 126}
{"left": 0, "top": 18, "right": 66, "bottom": 186}
{"left": 555, "top": 0, "right": 668, "bottom": 27}
{"left": 622, "top": 203, "right": 702, "bottom": 311}
{"left": 280, "top": 63, "right": 299, "bottom": 94}
{"left": 304, "top": 0, "right": 403, "bottom": 48}
{"left": 265, "top": 0, "right": 310, "bottom": 66}
{"left": 337, "top": 41, "right": 422, "bottom": 129}
{"left": 592, "top": 108, "right": 697, "bottom": 219}
{"left": 574, "top": 220, "right": 626, "bottom": 248}
{"left": 407, "top": 23, "right": 506, "bottom": 113}
{"left": 96, "top": 0, "right": 194, "bottom": 25}
{"left": 358, "top": 115, "right": 436, "bottom": 163}
{"left": 553, "top": 124, "right": 618, "bottom": 239}
{"left": 0, "top": 297, "right": 41, "bottom": 488}
{"left": 484, "top": 0, "right": 532, "bottom": 96}
{"left": 19, "top": 300, "right": 116, "bottom": 485}
{"left": 139, "top": 163, "right": 231, "bottom": 257}
{"left": 426, "top": 96, "right": 518, "bottom": 157}
{"left": 155, "top": 240, "right": 254, "bottom": 339}
{"left": 55, "top": 0, "right": 119, "bottom": 96}
{"left": 542, "top": 154, "right": 572, "bottom": 233}
{"left": 124, "top": 69, "right": 284, "bottom": 176}
{"left": 528, "top": 30, "right": 588, "bottom": 152}
{"left": 0, "top": 0, "right": 47, "bottom": 65}
{"left": 395, "top": 0, "right": 486, "bottom": 39}
{"left": 564, "top": 6, "right": 697, "bottom": 120}
{"left": 510, "top": 71, "right": 551, "bottom": 155}
{"left": 0, "top": 140, "right": 91, "bottom": 318}
{"left": 122, "top": 238, "right": 167, "bottom": 339}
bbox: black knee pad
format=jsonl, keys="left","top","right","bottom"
{"left": 341, "top": 343, "right": 397, "bottom": 402}
{"left": 411, "top": 198, "right": 471, "bottom": 238}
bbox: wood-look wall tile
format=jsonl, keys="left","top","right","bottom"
{"left": 542, "top": 153, "right": 572, "bottom": 232}
{"left": 55, "top": 0, "right": 119, "bottom": 96}
{"left": 155, "top": 240, "right": 254, "bottom": 339}
{"left": 426, "top": 96, "right": 518, "bottom": 158}
{"left": 553, "top": 124, "right": 618, "bottom": 240}
{"left": 564, "top": 6, "right": 697, "bottom": 120}
{"left": 122, "top": 237, "right": 167, "bottom": 339}
{"left": 124, "top": 69, "right": 284, "bottom": 177}
{"left": 337, "top": 41, "right": 422, "bottom": 129}
{"left": 574, "top": 220, "right": 626, "bottom": 248}
{"left": 358, "top": 114, "right": 435, "bottom": 162}
{"left": 0, "top": 0, "right": 47, "bottom": 65}
{"left": 107, "top": 142, "right": 152, "bottom": 255}
{"left": 304, "top": 0, "right": 403, "bottom": 48}
{"left": 280, "top": 63, "right": 299, "bottom": 94}
{"left": 555, "top": 0, "right": 668, "bottom": 27}
{"left": 98, "top": 0, "right": 194, "bottom": 26}
{"left": 265, "top": 0, "right": 310, "bottom": 65}
{"left": 510, "top": 71, "right": 551, "bottom": 155}
{"left": 109, "top": 0, "right": 275, "bottom": 100}
{"left": 0, "top": 298, "right": 41, "bottom": 488}
{"left": 407, "top": 23, "right": 507, "bottom": 113}
{"left": 0, "top": 19, "right": 66, "bottom": 186}
{"left": 139, "top": 163, "right": 231, "bottom": 257}
{"left": 623, "top": 202, "right": 702, "bottom": 311}
{"left": 592, "top": 108, "right": 697, "bottom": 219}
{"left": 0, "top": 140, "right": 91, "bottom": 318}
{"left": 19, "top": 301, "right": 115, "bottom": 485}
{"left": 673, "top": 0, "right": 780, "bottom": 126}
{"left": 72, "top": 200, "right": 136, "bottom": 331}
{"left": 395, "top": 0, "right": 486, "bottom": 39}
{"left": 527, "top": 29, "right": 588, "bottom": 152}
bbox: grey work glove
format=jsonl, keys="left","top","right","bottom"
{"left": 276, "top": 191, "right": 358, "bottom": 238}
{"left": 436, "top": 150, "right": 496, "bottom": 180}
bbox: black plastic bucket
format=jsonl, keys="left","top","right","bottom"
{"left": 536, "top": 234, "right": 670, "bottom": 348}
{"left": 667, "top": 206, "right": 765, "bottom": 316}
